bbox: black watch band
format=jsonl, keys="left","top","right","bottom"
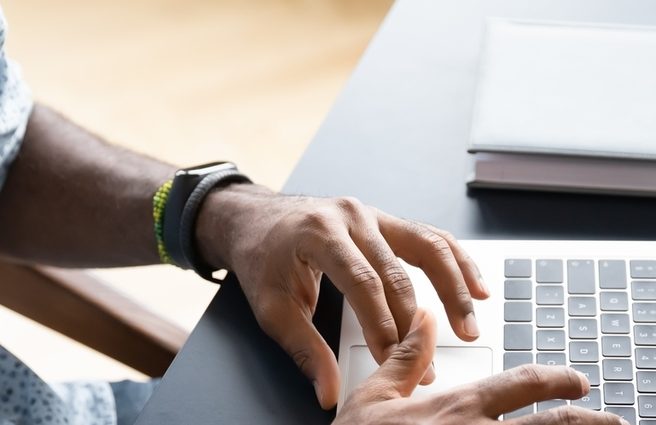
{"left": 162, "top": 162, "right": 251, "bottom": 282}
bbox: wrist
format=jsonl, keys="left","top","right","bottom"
{"left": 195, "top": 183, "right": 274, "bottom": 272}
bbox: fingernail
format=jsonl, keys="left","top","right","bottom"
{"left": 409, "top": 310, "right": 426, "bottom": 334}
{"left": 479, "top": 276, "right": 490, "bottom": 297}
{"left": 478, "top": 276, "right": 490, "bottom": 297}
{"left": 426, "top": 360, "right": 436, "bottom": 381}
{"left": 574, "top": 371, "right": 590, "bottom": 391}
{"left": 463, "top": 312, "right": 480, "bottom": 338}
{"left": 313, "top": 380, "right": 323, "bottom": 405}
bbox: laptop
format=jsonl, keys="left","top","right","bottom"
{"left": 337, "top": 240, "right": 656, "bottom": 424}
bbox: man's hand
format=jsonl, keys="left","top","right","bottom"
{"left": 334, "top": 309, "right": 628, "bottom": 425}
{"left": 195, "top": 184, "right": 489, "bottom": 408}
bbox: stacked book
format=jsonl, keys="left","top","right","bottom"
{"left": 466, "top": 18, "right": 656, "bottom": 197}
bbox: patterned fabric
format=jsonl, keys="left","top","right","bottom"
{"left": 0, "top": 346, "right": 116, "bottom": 425}
{"left": 0, "top": 6, "right": 32, "bottom": 191}
{"left": 0, "top": 7, "right": 156, "bottom": 425}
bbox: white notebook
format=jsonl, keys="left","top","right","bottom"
{"left": 469, "top": 18, "right": 656, "bottom": 159}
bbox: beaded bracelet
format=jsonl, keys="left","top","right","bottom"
{"left": 153, "top": 179, "right": 174, "bottom": 264}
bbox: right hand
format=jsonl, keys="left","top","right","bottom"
{"left": 334, "top": 308, "right": 628, "bottom": 425}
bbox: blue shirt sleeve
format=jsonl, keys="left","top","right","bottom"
{"left": 0, "top": 7, "right": 33, "bottom": 191}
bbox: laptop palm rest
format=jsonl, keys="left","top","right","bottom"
{"left": 345, "top": 345, "right": 493, "bottom": 398}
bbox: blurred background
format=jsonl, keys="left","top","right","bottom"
{"left": 0, "top": 0, "right": 392, "bottom": 382}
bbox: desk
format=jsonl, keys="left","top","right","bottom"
{"left": 136, "top": 0, "right": 656, "bottom": 423}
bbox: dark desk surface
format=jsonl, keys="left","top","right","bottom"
{"left": 136, "top": 0, "right": 656, "bottom": 423}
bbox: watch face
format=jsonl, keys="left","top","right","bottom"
{"left": 177, "top": 162, "right": 235, "bottom": 177}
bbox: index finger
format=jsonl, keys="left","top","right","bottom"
{"left": 377, "top": 212, "right": 482, "bottom": 341}
{"left": 467, "top": 365, "right": 589, "bottom": 417}
{"left": 298, "top": 226, "right": 400, "bottom": 363}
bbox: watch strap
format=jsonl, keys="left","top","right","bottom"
{"left": 163, "top": 173, "right": 205, "bottom": 267}
{"left": 179, "top": 169, "right": 252, "bottom": 282}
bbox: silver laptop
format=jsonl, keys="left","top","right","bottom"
{"left": 337, "top": 240, "right": 656, "bottom": 423}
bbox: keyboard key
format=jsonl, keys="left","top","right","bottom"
{"left": 569, "top": 319, "right": 598, "bottom": 339}
{"left": 631, "top": 261, "right": 656, "bottom": 279}
{"left": 505, "top": 280, "right": 533, "bottom": 300}
{"left": 633, "top": 281, "right": 656, "bottom": 301}
{"left": 635, "top": 326, "right": 656, "bottom": 346}
{"left": 570, "top": 341, "right": 599, "bottom": 363}
{"left": 504, "top": 405, "right": 534, "bottom": 419}
{"left": 537, "top": 399, "right": 567, "bottom": 412}
{"left": 601, "top": 314, "right": 631, "bottom": 334}
{"left": 636, "top": 348, "right": 656, "bottom": 369}
{"left": 640, "top": 421, "right": 656, "bottom": 425}
{"left": 572, "top": 388, "right": 601, "bottom": 410}
{"left": 570, "top": 364, "right": 600, "bottom": 386}
{"left": 536, "top": 308, "right": 565, "bottom": 328}
{"left": 504, "top": 324, "right": 533, "bottom": 351}
{"left": 603, "top": 359, "right": 633, "bottom": 381}
{"left": 537, "top": 286, "right": 564, "bottom": 305}
{"left": 569, "top": 297, "right": 597, "bottom": 317}
{"left": 639, "top": 395, "right": 656, "bottom": 417}
{"left": 602, "top": 336, "right": 632, "bottom": 357}
{"left": 568, "top": 260, "right": 595, "bottom": 294}
{"left": 638, "top": 371, "right": 656, "bottom": 393}
{"left": 600, "top": 260, "right": 628, "bottom": 289}
{"left": 504, "top": 352, "right": 533, "bottom": 371}
{"left": 634, "top": 303, "right": 656, "bottom": 323}
{"left": 537, "top": 353, "right": 566, "bottom": 366}
{"left": 605, "top": 407, "right": 636, "bottom": 424}
{"left": 505, "top": 302, "right": 533, "bottom": 322}
{"left": 604, "top": 382, "right": 635, "bottom": 405}
{"left": 537, "top": 260, "right": 563, "bottom": 283}
{"left": 600, "top": 291, "right": 629, "bottom": 311}
{"left": 537, "top": 330, "right": 565, "bottom": 351}
{"left": 505, "top": 259, "right": 532, "bottom": 278}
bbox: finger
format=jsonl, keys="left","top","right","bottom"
{"left": 469, "top": 365, "right": 589, "bottom": 417}
{"left": 350, "top": 226, "right": 417, "bottom": 341}
{"left": 361, "top": 309, "right": 437, "bottom": 401}
{"left": 349, "top": 226, "right": 436, "bottom": 384}
{"left": 377, "top": 212, "right": 480, "bottom": 341}
{"left": 301, "top": 227, "right": 400, "bottom": 364}
{"left": 507, "top": 406, "right": 628, "bottom": 425}
{"left": 256, "top": 294, "right": 340, "bottom": 410}
{"left": 422, "top": 224, "right": 489, "bottom": 300}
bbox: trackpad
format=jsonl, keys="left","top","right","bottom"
{"left": 345, "top": 346, "right": 493, "bottom": 399}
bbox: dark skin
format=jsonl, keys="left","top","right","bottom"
{"left": 0, "top": 105, "right": 627, "bottom": 423}
{"left": 0, "top": 104, "right": 171, "bottom": 267}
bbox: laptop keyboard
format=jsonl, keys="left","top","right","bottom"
{"left": 503, "top": 258, "right": 656, "bottom": 424}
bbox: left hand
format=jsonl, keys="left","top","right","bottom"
{"left": 195, "top": 184, "right": 489, "bottom": 409}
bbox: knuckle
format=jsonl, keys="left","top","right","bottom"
{"left": 389, "top": 338, "right": 422, "bottom": 363}
{"left": 454, "top": 284, "right": 474, "bottom": 308}
{"left": 381, "top": 265, "right": 414, "bottom": 298}
{"left": 438, "top": 229, "right": 455, "bottom": 241}
{"left": 423, "top": 232, "right": 453, "bottom": 260}
{"left": 437, "top": 392, "right": 478, "bottom": 417}
{"left": 335, "top": 196, "right": 365, "bottom": 216}
{"left": 552, "top": 406, "right": 584, "bottom": 425}
{"left": 515, "top": 364, "right": 548, "bottom": 390}
{"left": 350, "top": 263, "right": 382, "bottom": 292}
{"left": 301, "top": 209, "right": 335, "bottom": 233}
{"left": 290, "top": 347, "right": 313, "bottom": 373}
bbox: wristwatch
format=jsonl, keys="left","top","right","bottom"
{"left": 162, "top": 161, "right": 251, "bottom": 282}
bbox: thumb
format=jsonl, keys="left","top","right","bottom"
{"left": 364, "top": 308, "right": 437, "bottom": 400}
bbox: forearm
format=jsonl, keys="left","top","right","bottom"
{"left": 0, "top": 104, "right": 175, "bottom": 267}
